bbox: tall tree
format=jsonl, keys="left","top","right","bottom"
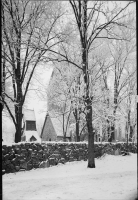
{"left": 68, "top": 0, "right": 134, "bottom": 168}
{"left": 31, "top": 0, "right": 134, "bottom": 167}
{"left": 108, "top": 25, "right": 136, "bottom": 142}
{"left": 1, "top": 0, "right": 62, "bottom": 142}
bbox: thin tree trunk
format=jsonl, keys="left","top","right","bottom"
{"left": 82, "top": 0, "right": 95, "bottom": 168}
{"left": 126, "top": 110, "right": 131, "bottom": 151}
{"left": 112, "top": 80, "right": 118, "bottom": 142}
{"left": 1, "top": 52, "right": 6, "bottom": 111}
{"left": 107, "top": 119, "right": 111, "bottom": 142}
{"left": 74, "top": 108, "right": 80, "bottom": 142}
{"left": 111, "top": 108, "right": 117, "bottom": 142}
{"left": 76, "top": 120, "right": 80, "bottom": 142}
{"left": 106, "top": 98, "right": 111, "bottom": 142}
{"left": 63, "top": 113, "right": 66, "bottom": 142}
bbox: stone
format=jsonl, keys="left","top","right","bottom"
{"left": 37, "top": 145, "right": 42, "bottom": 151}
{"left": 11, "top": 169, "right": 17, "bottom": 173}
{"left": 59, "top": 158, "right": 65, "bottom": 164}
{"left": 28, "top": 148, "right": 33, "bottom": 153}
{"left": 21, "top": 149, "right": 28, "bottom": 154}
{"left": 49, "top": 158, "right": 56, "bottom": 166}
{"left": 2, "top": 155, "right": 5, "bottom": 161}
{"left": 2, "top": 142, "right": 136, "bottom": 174}
{"left": 83, "top": 157, "right": 87, "bottom": 161}
{"left": 49, "top": 154, "right": 61, "bottom": 160}
{"left": 9, "top": 154, "right": 14, "bottom": 160}
{"left": 69, "top": 157, "right": 74, "bottom": 162}
{"left": 11, "top": 157, "right": 17, "bottom": 164}
{"left": 38, "top": 149, "right": 43, "bottom": 153}
{"left": 4, "top": 154, "right": 10, "bottom": 161}
{"left": 39, "top": 160, "right": 50, "bottom": 168}
{"left": 7, "top": 146, "right": 12, "bottom": 151}
{"left": 78, "top": 156, "right": 84, "bottom": 161}
{"left": 31, "top": 157, "right": 39, "bottom": 163}
{"left": 37, "top": 152, "right": 43, "bottom": 158}
{"left": 15, "top": 154, "right": 20, "bottom": 158}
{"left": 33, "top": 163, "right": 39, "bottom": 168}
{"left": 15, "top": 148, "right": 21, "bottom": 154}
{"left": 2, "top": 148, "right": 7, "bottom": 155}
{"left": 6, "top": 163, "right": 15, "bottom": 172}
{"left": 27, "top": 164, "right": 33, "bottom": 170}
{"left": 114, "top": 149, "right": 120, "bottom": 155}
{"left": 15, "top": 166, "right": 20, "bottom": 171}
{"left": 5, "top": 166, "right": 11, "bottom": 173}
{"left": 43, "top": 153, "right": 48, "bottom": 160}
{"left": 26, "top": 156, "right": 31, "bottom": 162}
{"left": 2, "top": 145, "right": 7, "bottom": 149}
{"left": 20, "top": 162, "right": 27, "bottom": 170}
{"left": 20, "top": 159, "right": 26, "bottom": 164}
{"left": 19, "top": 169, "right": 26, "bottom": 172}
{"left": 31, "top": 152, "right": 37, "bottom": 157}
{"left": 5, "top": 160, "right": 11, "bottom": 165}
{"left": 2, "top": 170, "right": 5, "bottom": 175}
{"left": 122, "top": 152, "right": 130, "bottom": 156}
{"left": 32, "top": 144, "right": 37, "bottom": 150}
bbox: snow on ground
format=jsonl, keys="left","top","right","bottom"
{"left": 3, "top": 153, "right": 137, "bottom": 200}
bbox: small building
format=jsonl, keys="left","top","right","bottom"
{"left": 41, "top": 112, "right": 71, "bottom": 142}
{"left": 21, "top": 109, "right": 41, "bottom": 142}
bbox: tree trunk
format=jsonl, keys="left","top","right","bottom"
{"left": 15, "top": 64, "right": 23, "bottom": 143}
{"left": 15, "top": 105, "right": 22, "bottom": 143}
{"left": 74, "top": 108, "right": 80, "bottom": 142}
{"left": 87, "top": 104, "right": 95, "bottom": 168}
{"left": 106, "top": 97, "right": 110, "bottom": 142}
{"left": 126, "top": 110, "right": 131, "bottom": 150}
{"left": 112, "top": 81, "right": 118, "bottom": 142}
{"left": 127, "top": 110, "right": 131, "bottom": 141}
{"left": 76, "top": 120, "right": 80, "bottom": 142}
{"left": 63, "top": 113, "right": 66, "bottom": 142}
{"left": 82, "top": 0, "right": 95, "bottom": 168}
{"left": 107, "top": 119, "right": 111, "bottom": 142}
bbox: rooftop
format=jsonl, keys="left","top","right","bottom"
{"left": 45, "top": 111, "right": 71, "bottom": 137}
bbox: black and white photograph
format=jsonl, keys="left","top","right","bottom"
{"left": 1, "top": 0, "right": 137, "bottom": 200}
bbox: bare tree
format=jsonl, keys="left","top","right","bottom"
{"left": 107, "top": 24, "right": 136, "bottom": 142}
{"left": 68, "top": 0, "right": 135, "bottom": 168}
{"left": 1, "top": 0, "right": 63, "bottom": 142}
{"left": 26, "top": 0, "right": 135, "bottom": 167}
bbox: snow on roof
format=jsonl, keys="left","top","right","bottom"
{"left": 47, "top": 112, "right": 71, "bottom": 137}
{"left": 24, "top": 131, "right": 41, "bottom": 142}
{"left": 23, "top": 109, "right": 36, "bottom": 121}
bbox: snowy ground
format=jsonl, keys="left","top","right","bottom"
{"left": 3, "top": 153, "right": 137, "bottom": 200}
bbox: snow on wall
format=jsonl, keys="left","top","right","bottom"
{"left": 2, "top": 141, "right": 137, "bottom": 175}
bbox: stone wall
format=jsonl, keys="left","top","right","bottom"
{"left": 2, "top": 142, "right": 137, "bottom": 175}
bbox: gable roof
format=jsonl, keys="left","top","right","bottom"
{"left": 41, "top": 111, "right": 71, "bottom": 138}
{"left": 23, "top": 109, "right": 36, "bottom": 121}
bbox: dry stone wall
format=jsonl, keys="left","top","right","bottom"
{"left": 2, "top": 142, "right": 137, "bottom": 175}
